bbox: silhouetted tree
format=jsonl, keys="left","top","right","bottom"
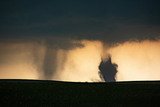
{"left": 98, "top": 56, "right": 118, "bottom": 82}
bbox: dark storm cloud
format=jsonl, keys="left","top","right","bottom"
{"left": 0, "top": 0, "right": 160, "bottom": 42}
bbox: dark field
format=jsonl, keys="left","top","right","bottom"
{"left": 0, "top": 79, "right": 160, "bottom": 106}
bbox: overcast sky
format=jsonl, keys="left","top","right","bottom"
{"left": 0, "top": 0, "right": 160, "bottom": 42}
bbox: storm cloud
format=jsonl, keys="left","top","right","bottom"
{"left": 0, "top": 0, "right": 160, "bottom": 42}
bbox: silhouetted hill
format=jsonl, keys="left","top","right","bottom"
{"left": 0, "top": 79, "right": 160, "bottom": 107}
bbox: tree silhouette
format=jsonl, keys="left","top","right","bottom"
{"left": 98, "top": 56, "right": 118, "bottom": 82}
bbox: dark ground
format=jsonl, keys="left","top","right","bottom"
{"left": 0, "top": 79, "right": 160, "bottom": 107}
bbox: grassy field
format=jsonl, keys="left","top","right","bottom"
{"left": 0, "top": 79, "right": 160, "bottom": 106}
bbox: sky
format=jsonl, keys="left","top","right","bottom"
{"left": 0, "top": 0, "right": 160, "bottom": 82}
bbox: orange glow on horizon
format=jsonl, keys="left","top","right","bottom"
{"left": 54, "top": 40, "right": 103, "bottom": 82}
{"left": 0, "top": 39, "right": 160, "bottom": 82}
{"left": 109, "top": 40, "right": 160, "bottom": 81}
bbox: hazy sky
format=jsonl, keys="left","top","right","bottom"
{"left": 0, "top": 0, "right": 160, "bottom": 81}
